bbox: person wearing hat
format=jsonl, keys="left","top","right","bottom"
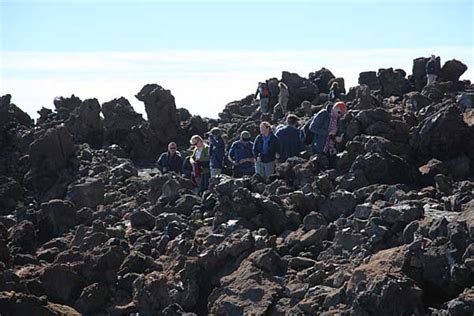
{"left": 228, "top": 131, "right": 255, "bottom": 178}
{"left": 309, "top": 101, "right": 347, "bottom": 158}
{"left": 207, "top": 127, "right": 226, "bottom": 178}
{"left": 189, "top": 135, "right": 210, "bottom": 193}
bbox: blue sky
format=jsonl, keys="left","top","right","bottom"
{"left": 1, "top": 0, "right": 472, "bottom": 118}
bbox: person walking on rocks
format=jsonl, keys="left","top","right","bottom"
{"left": 207, "top": 127, "right": 226, "bottom": 177}
{"left": 277, "top": 81, "right": 289, "bottom": 114}
{"left": 328, "top": 81, "right": 341, "bottom": 102}
{"left": 255, "top": 81, "right": 271, "bottom": 114}
{"left": 426, "top": 55, "right": 439, "bottom": 86}
{"left": 189, "top": 135, "right": 210, "bottom": 193}
{"left": 275, "top": 114, "right": 303, "bottom": 162}
{"left": 228, "top": 131, "right": 255, "bottom": 178}
{"left": 309, "top": 101, "right": 347, "bottom": 160}
{"left": 253, "top": 121, "right": 280, "bottom": 181}
{"left": 156, "top": 142, "right": 183, "bottom": 174}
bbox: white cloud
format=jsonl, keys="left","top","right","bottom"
{"left": 1, "top": 47, "right": 472, "bottom": 120}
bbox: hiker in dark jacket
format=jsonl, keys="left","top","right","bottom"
{"left": 228, "top": 131, "right": 255, "bottom": 178}
{"left": 156, "top": 142, "right": 183, "bottom": 174}
{"left": 255, "top": 81, "right": 271, "bottom": 113}
{"left": 253, "top": 121, "right": 280, "bottom": 181}
{"left": 207, "top": 127, "right": 226, "bottom": 177}
{"left": 328, "top": 81, "right": 341, "bottom": 102}
{"left": 309, "top": 101, "right": 347, "bottom": 155}
{"left": 425, "top": 54, "right": 439, "bottom": 86}
{"left": 275, "top": 114, "right": 303, "bottom": 162}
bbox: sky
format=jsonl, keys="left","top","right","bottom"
{"left": 1, "top": 0, "right": 473, "bottom": 119}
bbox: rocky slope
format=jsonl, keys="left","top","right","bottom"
{"left": 0, "top": 57, "right": 473, "bottom": 315}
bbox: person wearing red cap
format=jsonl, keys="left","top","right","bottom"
{"left": 309, "top": 101, "right": 347, "bottom": 157}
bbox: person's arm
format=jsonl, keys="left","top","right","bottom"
{"left": 253, "top": 137, "right": 261, "bottom": 157}
{"left": 228, "top": 143, "right": 237, "bottom": 165}
{"left": 156, "top": 153, "right": 165, "bottom": 172}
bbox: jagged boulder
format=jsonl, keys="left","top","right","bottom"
{"left": 358, "top": 71, "right": 381, "bottom": 91}
{"left": 410, "top": 104, "right": 473, "bottom": 162}
{"left": 0, "top": 176, "right": 23, "bottom": 215}
{"left": 281, "top": 71, "right": 319, "bottom": 111}
{"left": 64, "top": 98, "right": 104, "bottom": 148}
{"left": 439, "top": 59, "right": 468, "bottom": 82}
{"left": 377, "top": 67, "right": 411, "bottom": 97}
{"left": 309, "top": 67, "right": 335, "bottom": 94}
{"left": 135, "top": 84, "right": 179, "bottom": 145}
{"left": 67, "top": 177, "right": 104, "bottom": 210}
{"left": 0, "top": 94, "right": 33, "bottom": 128}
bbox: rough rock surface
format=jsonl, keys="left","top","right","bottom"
{"left": 0, "top": 56, "right": 472, "bottom": 315}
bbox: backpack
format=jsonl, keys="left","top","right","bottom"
{"left": 259, "top": 83, "right": 270, "bottom": 97}
{"left": 300, "top": 119, "right": 314, "bottom": 145}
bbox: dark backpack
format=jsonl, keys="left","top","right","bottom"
{"left": 259, "top": 83, "right": 270, "bottom": 97}
{"left": 300, "top": 119, "right": 314, "bottom": 145}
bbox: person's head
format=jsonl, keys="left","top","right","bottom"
{"left": 430, "top": 54, "right": 436, "bottom": 60}
{"left": 221, "top": 133, "right": 229, "bottom": 144}
{"left": 278, "top": 82, "right": 288, "bottom": 89}
{"left": 209, "top": 127, "right": 222, "bottom": 138}
{"left": 259, "top": 121, "right": 271, "bottom": 136}
{"left": 168, "top": 142, "right": 178, "bottom": 154}
{"left": 330, "top": 81, "right": 339, "bottom": 90}
{"left": 189, "top": 135, "right": 204, "bottom": 148}
{"left": 332, "top": 101, "right": 348, "bottom": 117}
{"left": 240, "top": 130, "right": 251, "bottom": 142}
{"left": 286, "top": 114, "right": 299, "bottom": 127}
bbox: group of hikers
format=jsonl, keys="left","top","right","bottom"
{"left": 157, "top": 56, "right": 471, "bottom": 194}
{"left": 157, "top": 98, "right": 348, "bottom": 194}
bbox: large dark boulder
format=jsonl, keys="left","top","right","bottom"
{"left": 439, "top": 59, "right": 468, "bottom": 82}
{"left": 39, "top": 264, "right": 84, "bottom": 304}
{"left": 24, "top": 126, "right": 76, "bottom": 200}
{"left": 101, "top": 97, "right": 145, "bottom": 145}
{"left": 410, "top": 104, "right": 473, "bottom": 162}
{"left": 0, "top": 94, "right": 33, "bottom": 128}
{"left": 135, "top": 84, "right": 179, "bottom": 145}
{"left": 64, "top": 98, "right": 104, "bottom": 148}
{"left": 0, "top": 176, "right": 23, "bottom": 215}
{"left": 377, "top": 68, "right": 411, "bottom": 97}
{"left": 281, "top": 71, "right": 319, "bottom": 111}
{"left": 309, "top": 67, "right": 335, "bottom": 94}
{"left": 358, "top": 71, "right": 381, "bottom": 91}
{"left": 37, "top": 199, "right": 77, "bottom": 241}
{"left": 53, "top": 95, "right": 82, "bottom": 120}
{"left": 67, "top": 177, "right": 104, "bottom": 210}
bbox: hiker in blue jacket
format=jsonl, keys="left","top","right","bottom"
{"left": 309, "top": 101, "right": 347, "bottom": 155}
{"left": 253, "top": 121, "right": 280, "bottom": 181}
{"left": 275, "top": 114, "right": 303, "bottom": 162}
{"left": 228, "top": 131, "right": 255, "bottom": 178}
{"left": 207, "top": 127, "right": 226, "bottom": 178}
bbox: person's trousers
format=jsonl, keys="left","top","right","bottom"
{"left": 196, "top": 173, "right": 210, "bottom": 193}
{"left": 255, "top": 160, "right": 275, "bottom": 181}
{"left": 260, "top": 98, "right": 270, "bottom": 113}
{"left": 426, "top": 74, "right": 437, "bottom": 86}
